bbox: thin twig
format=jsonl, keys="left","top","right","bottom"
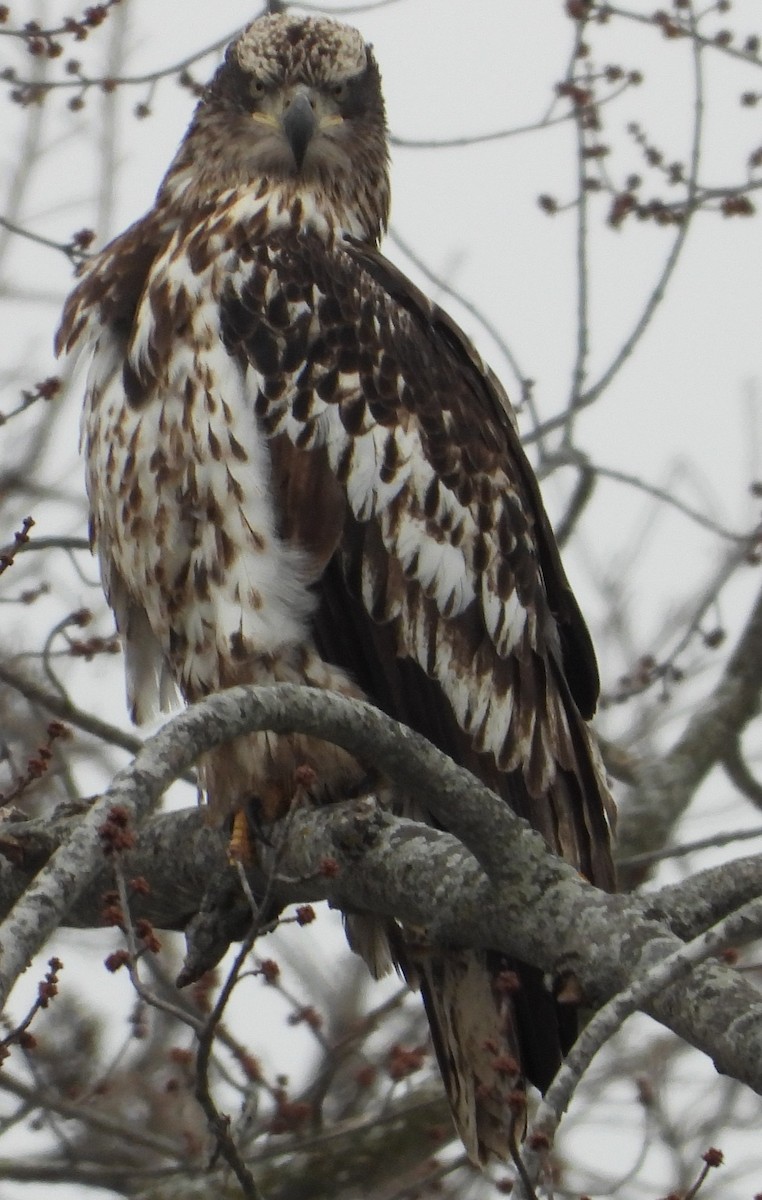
{"left": 0, "top": 661, "right": 145, "bottom": 756}
{"left": 192, "top": 799, "right": 307, "bottom": 1198}
{"left": 565, "top": 31, "right": 592, "bottom": 447}
{"left": 386, "top": 227, "right": 537, "bottom": 431}
{"left": 600, "top": 3, "right": 762, "bottom": 70}
{"left": 616, "top": 820, "right": 762, "bottom": 870}
{"left": 526, "top": 4, "right": 707, "bottom": 445}
{"left": 0, "top": 1069, "right": 183, "bottom": 1160}
{"left": 0, "top": 216, "right": 88, "bottom": 264}
{"left": 194, "top": 928, "right": 265, "bottom": 1199}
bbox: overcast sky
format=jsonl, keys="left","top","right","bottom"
{"left": 2, "top": 4, "right": 762, "bottom": 1195}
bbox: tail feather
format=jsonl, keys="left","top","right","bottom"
{"left": 346, "top": 912, "right": 545, "bottom": 1164}
{"left": 416, "top": 949, "right": 523, "bottom": 1164}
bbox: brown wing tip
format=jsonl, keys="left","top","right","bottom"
{"left": 54, "top": 305, "right": 86, "bottom": 357}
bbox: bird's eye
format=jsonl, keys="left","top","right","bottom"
{"left": 331, "top": 81, "right": 349, "bottom": 102}
{"left": 250, "top": 78, "right": 266, "bottom": 99}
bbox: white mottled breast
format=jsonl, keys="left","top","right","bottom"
{"left": 74, "top": 185, "right": 544, "bottom": 781}
{"left": 81, "top": 220, "right": 315, "bottom": 719}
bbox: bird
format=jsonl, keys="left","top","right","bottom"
{"left": 57, "top": 12, "right": 615, "bottom": 1165}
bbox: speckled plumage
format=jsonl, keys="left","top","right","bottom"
{"left": 57, "top": 13, "right": 615, "bottom": 1165}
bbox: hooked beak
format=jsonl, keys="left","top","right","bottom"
{"left": 282, "top": 92, "right": 316, "bottom": 170}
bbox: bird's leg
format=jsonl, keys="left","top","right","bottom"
{"left": 227, "top": 795, "right": 281, "bottom": 864}
{"left": 228, "top": 807, "right": 254, "bottom": 864}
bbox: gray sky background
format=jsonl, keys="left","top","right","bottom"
{"left": 2, "top": 3, "right": 762, "bottom": 1195}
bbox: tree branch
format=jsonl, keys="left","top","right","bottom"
{"left": 514, "top": 890, "right": 762, "bottom": 1197}
{"left": 617, "top": 580, "right": 762, "bottom": 884}
{"left": 1, "top": 685, "right": 762, "bottom": 1110}
{"left": 0, "top": 661, "right": 145, "bottom": 757}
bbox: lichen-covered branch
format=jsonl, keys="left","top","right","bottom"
{"left": 1, "top": 684, "right": 762, "bottom": 1109}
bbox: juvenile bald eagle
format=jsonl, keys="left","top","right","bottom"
{"left": 58, "top": 13, "right": 615, "bottom": 1164}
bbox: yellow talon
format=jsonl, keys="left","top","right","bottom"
{"left": 228, "top": 808, "right": 253, "bottom": 865}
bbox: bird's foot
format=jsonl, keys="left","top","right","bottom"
{"left": 227, "top": 807, "right": 253, "bottom": 865}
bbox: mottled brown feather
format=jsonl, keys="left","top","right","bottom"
{"left": 58, "top": 12, "right": 615, "bottom": 1167}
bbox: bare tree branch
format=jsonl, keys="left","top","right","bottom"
{"left": 1, "top": 685, "right": 762, "bottom": 1112}
{"left": 617, "top": 581, "right": 762, "bottom": 884}
{"left": 0, "top": 661, "right": 145, "bottom": 756}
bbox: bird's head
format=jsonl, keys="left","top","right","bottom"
{"left": 159, "top": 14, "right": 390, "bottom": 245}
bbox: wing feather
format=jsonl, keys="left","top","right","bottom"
{"left": 220, "top": 230, "right": 595, "bottom": 804}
